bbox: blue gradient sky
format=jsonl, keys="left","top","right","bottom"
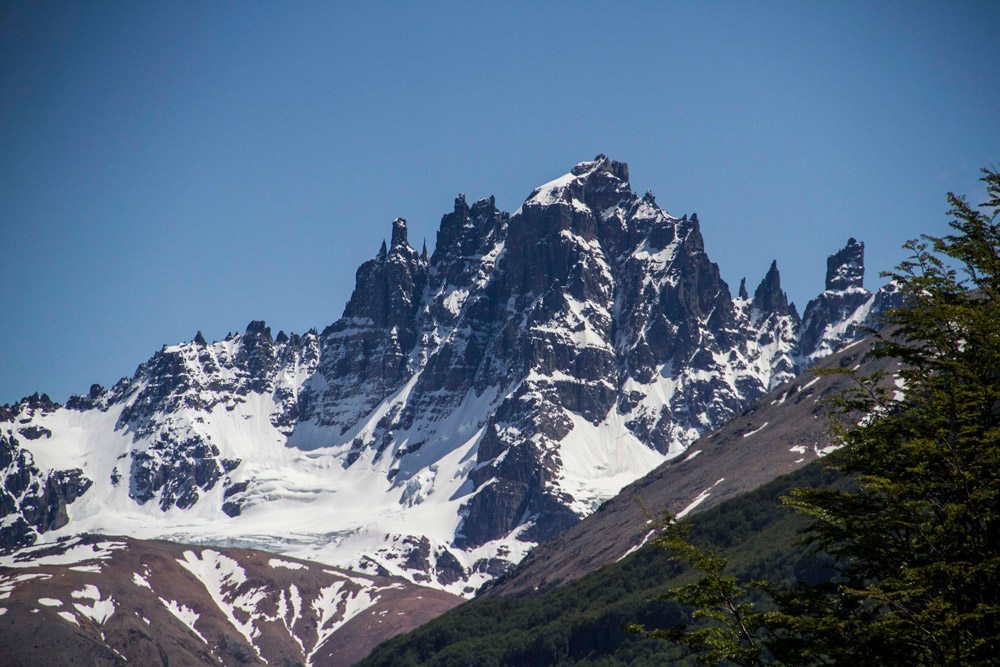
{"left": 2, "top": 1, "right": 999, "bottom": 404}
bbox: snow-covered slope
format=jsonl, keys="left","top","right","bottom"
{"left": 1, "top": 156, "right": 898, "bottom": 595}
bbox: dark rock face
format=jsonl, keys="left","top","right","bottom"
{"left": 1, "top": 431, "right": 92, "bottom": 551}
{"left": 826, "top": 237, "right": 865, "bottom": 290}
{"left": 65, "top": 383, "right": 115, "bottom": 412}
{"left": 0, "top": 393, "right": 58, "bottom": 422}
{"left": 798, "top": 238, "right": 885, "bottom": 361}
{"left": 753, "top": 260, "right": 795, "bottom": 319}
{"left": 307, "top": 218, "right": 428, "bottom": 439}
{"left": 128, "top": 435, "right": 231, "bottom": 511}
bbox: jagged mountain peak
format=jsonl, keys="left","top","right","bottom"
{"left": 738, "top": 277, "right": 750, "bottom": 300}
{"left": 391, "top": 217, "right": 410, "bottom": 248}
{"left": 432, "top": 192, "right": 505, "bottom": 265}
{"left": 523, "top": 154, "right": 631, "bottom": 214}
{"left": 798, "top": 237, "right": 874, "bottom": 362}
{"left": 752, "top": 259, "right": 795, "bottom": 318}
{"left": 826, "top": 236, "right": 865, "bottom": 291}
{"left": 572, "top": 153, "right": 629, "bottom": 182}
{"left": 244, "top": 319, "right": 271, "bottom": 337}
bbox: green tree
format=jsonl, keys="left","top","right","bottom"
{"left": 637, "top": 167, "right": 1000, "bottom": 665}
{"left": 626, "top": 515, "right": 769, "bottom": 666}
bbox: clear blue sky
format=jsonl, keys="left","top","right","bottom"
{"left": 2, "top": 1, "right": 999, "bottom": 404}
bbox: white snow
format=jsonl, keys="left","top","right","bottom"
{"left": 160, "top": 598, "right": 206, "bottom": 643}
{"left": 680, "top": 449, "right": 702, "bottom": 463}
{"left": 73, "top": 596, "right": 115, "bottom": 624}
{"left": 276, "top": 584, "right": 305, "bottom": 653}
{"left": 68, "top": 564, "right": 102, "bottom": 573}
{"left": 0, "top": 539, "right": 125, "bottom": 568}
{"left": 616, "top": 529, "right": 657, "bottom": 562}
{"left": 308, "top": 581, "right": 382, "bottom": 665}
{"left": 269, "top": 558, "right": 307, "bottom": 571}
{"left": 0, "top": 573, "right": 51, "bottom": 600}
{"left": 742, "top": 422, "right": 770, "bottom": 438}
{"left": 71, "top": 584, "right": 115, "bottom": 624}
{"left": 177, "top": 549, "right": 267, "bottom": 659}
{"left": 526, "top": 171, "right": 578, "bottom": 207}
{"left": 677, "top": 478, "right": 725, "bottom": 519}
{"left": 57, "top": 610, "right": 79, "bottom": 626}
{"left": 38, "top": 597, "right": 62, "bottom": 606}
{"left": 556, "top": 412, "right": 667, "bottom": 516}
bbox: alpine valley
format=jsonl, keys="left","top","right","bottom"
{"left": 2, "top": 156, "right": 899, "bottom": 662}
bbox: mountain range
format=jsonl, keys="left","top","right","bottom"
{"left": 2, "top": 155, "right": 897, "bottom": 605}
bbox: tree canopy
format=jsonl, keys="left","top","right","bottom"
{"left": 637, "top": 166, "right": 1000, "bottom": 665}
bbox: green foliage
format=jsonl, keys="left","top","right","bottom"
{"left": 627, "top": 517, "right": 770, "bottom": 667}
{"left": 643, "top": 167, "right": 1000, "bottom": 665}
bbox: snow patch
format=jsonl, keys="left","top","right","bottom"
{"left": 133, "top": 572, "right": 152, "bottom": 590}
{"left": 677, "top": 478, "right": 725, "bottom": 519}
{"left": 57, "top": 610, "right": 79, "bottom": 626}
{"left": 160, "top": 598, "right": 207, "bottom": 643}
{"left": 742, "top": 422, "right": 770, "bottom": 438}
{"left": 177, "top": 549, "right": 265, "bottom": 659}
{"left": 616, "top": 529, "right": 657, "bottom": 562}
{"left": 269, "top": 558, "right": 307, "bottom": 571}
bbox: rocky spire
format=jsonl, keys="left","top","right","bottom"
{"left": 391, "top": 218, "right": 409, "bottom": 248}
{"left": 684, "top": 213, "right": 704, "bottom": 253}
{"left": 826, "top": 238, "right": 864, "bottom": 290}
{"left": 799, "top": 238, "right": 872, "bottom": 360}
{"left": 753, "top": 260, "right": 792, "bottom": 316}
{"left": 581, "top": 153, "right": 629, "bottom": 183}
{"left": 193, "top": 331, "right": 207, "bottom": 346}
{"left": 738, "top": 277, "right": 749, "bottom": 300}
{"left": 431, "top": 192, "right": 502, "bottom": 265}
{"left": 341, "top": 219, "right": 429, "bottom": 329}
{"left": 244, "top": 320, "right": 271, "bottom": 339}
